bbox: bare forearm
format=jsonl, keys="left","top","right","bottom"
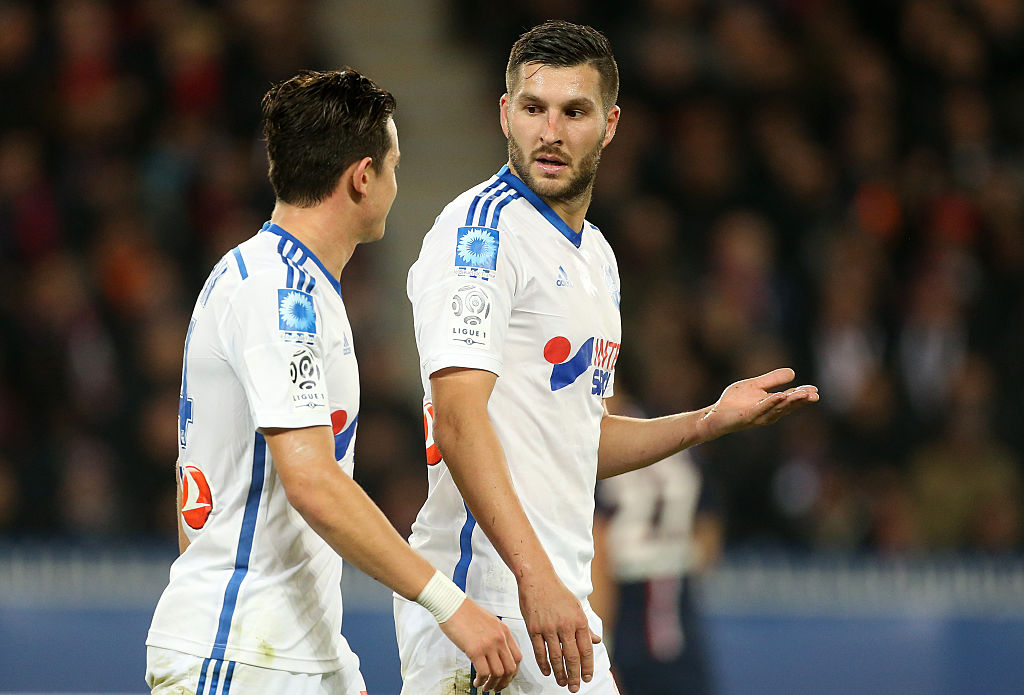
{"left": 436, "top": 419, "right": 553, "bottom": 580}
{"left": 598, "top": 369, "right": 820, "bottom": 479}
{"left": 597, "top": 409, "right": 711, "bottom": 479}
{"left": 291, "top": 464, "right": 435, "bottom": 599}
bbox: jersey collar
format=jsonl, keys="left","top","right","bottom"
{"left": 260, "top": 221, "right": 343, "bottom": 298}
{"left": 497, "top": 165, "right": 584, "bottom": 248}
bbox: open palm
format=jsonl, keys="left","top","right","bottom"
{"left": 698, "top": 368, "right": 819, "bottom": 440}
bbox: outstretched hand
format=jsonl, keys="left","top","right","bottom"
{"left": 698, "top": 368, "right": 818, "bottom": 441}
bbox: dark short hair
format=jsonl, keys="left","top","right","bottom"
{"left": 261, "top": 68, "right": 396, "bottom": 207}
{"left": 506, "top": 21, "right": 619, "bottom": 112}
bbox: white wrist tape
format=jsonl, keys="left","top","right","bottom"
{"left": 416, "top": 570, "right": 466, "bottom": 623}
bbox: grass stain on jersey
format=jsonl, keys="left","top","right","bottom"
{"left": 440, "top": 670, "right": 474, "bottom": 694}
{"left": 256, "top": 636, "right": 276, "bottom": 666}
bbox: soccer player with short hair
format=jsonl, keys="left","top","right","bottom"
{"left": 146, "top": 68, "right": 520, "bottom": 695}
{"left": 399, "top": 21, "right": 818, "bottom": 694}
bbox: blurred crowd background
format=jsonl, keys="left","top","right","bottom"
{"left": 0, "top": 0, "right": 1022, "bottom": 557}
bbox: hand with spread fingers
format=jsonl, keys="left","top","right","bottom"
{"left": 697, "top": 368, "right": 819, "bottom": 441}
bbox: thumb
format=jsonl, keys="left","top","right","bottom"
{"left": 591, "top": 629, "right": 602, "bottom": 644}
{"left": 749, "top": 368, "right": 795, "bottom": 391}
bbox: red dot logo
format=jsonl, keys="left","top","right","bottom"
{"left": 331, "top": 410, "right": 348, "bottom": 434}
{"left": 544, "top": 336, "right": 571, "bottom": 364}
{"left": 180, "top": 465, "right": 213, "bottom": 530}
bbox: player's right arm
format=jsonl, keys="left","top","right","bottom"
{"left": 263, "top": 423, "right": 521, "bottom": 692}
{"left": 431, "top": 366, "right": 600, "bottom": 694}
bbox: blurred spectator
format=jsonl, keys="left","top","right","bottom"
{"left": 1, "top": 0, "right": 1023, "bottom": 558}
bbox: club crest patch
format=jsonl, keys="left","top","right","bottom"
{"left": 278, "top": 289, "right": 317, "bottom": 343}
{"left": 455, "top": 226, "right": 499, "bottom": 280}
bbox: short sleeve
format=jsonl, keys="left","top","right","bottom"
{"left": 407, "top": 211, "right": 519, "bottom": 379}
{"left": 222, "top": 271, "right": 332, "bottom": 430}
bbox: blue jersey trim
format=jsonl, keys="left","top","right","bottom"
{"left": 496, "top": 165, "right": 584, "bottom": 248}
{"left": 207, "top": 659, "right": 225, "bottom": 694}
{"left": 261, "top": 221, "right": 342, "bottom": 298}
{"left": 232, "top": 249, "right": 249, "bottom": 280}
{"left": 196, "top": 657, "right": 212, "bottom": 694}
{"left": 210, "top": 431, "right": 267, "bottom": 661}
{"left": 222, "top": 661, "right": 236, "bottom": 695}
{"left": 452, "top": 503, "right": 477, "bottom": 591}
{"left": 475, "top": 182, "right": 511, "bottom": 227}
{"left": 489, "top": 191, "right": 520, "bottom": 229}
{"left": 465, "top": 178, "right": 504, "bottom": 226}
{"left": 275, "top": 235, "right": 316, "bottom": 294}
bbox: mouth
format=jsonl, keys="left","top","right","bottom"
{"left": 534, "top": 152, "right": 569, "bottom": 175}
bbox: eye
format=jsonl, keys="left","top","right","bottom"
{"left": 525, "top": 105, "right": 541, "bottom": 114}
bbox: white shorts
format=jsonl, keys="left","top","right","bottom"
{"left": 393, "top": 596, "right": 619, "bottom": 695}
{"left": 146, "top": 646, "right": 368, "bottom": 695}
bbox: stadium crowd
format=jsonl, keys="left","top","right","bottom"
{"left": 0, "top": 0, "right": 1021, "bottom": 555}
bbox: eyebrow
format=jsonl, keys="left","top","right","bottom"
{"left": 517, "top": 92, "right": 597, "bottom": 111}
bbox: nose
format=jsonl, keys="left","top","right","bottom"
{"left": 540, "top": 113, "right": 563, "bottom": 146}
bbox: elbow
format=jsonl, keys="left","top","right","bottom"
{"left": 282, "top": 470, "right": 332, "bottom": 526}
{"left": 431, "top": 413, "right": 457, "bottom": 460}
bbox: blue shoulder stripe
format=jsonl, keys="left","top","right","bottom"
{"left": 232, "top": 249, "right": 248, "bottom": 279}
{"left": 474, "top": 182, "right": 511, "bottom": 227}
{"left": 465, "top": 178, "right": 504, "bottom": 226}
{"left": 489, "top": 191, "right": 520, "bottom": 229}
{"left": 262, "top": 222, "right": 341, "bottom": 298}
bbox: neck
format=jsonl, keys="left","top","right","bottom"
{"left": 269, "top": 200, "right": 356, "bottom": 278}
{"left": 507, "top": 161, "right": 592, "bottom": 233}
{"left": 542, "top": 190, "right": 591, "bottom": 234}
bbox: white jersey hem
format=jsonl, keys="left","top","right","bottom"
{"left": 145, "top": 631, "right": 345, "bottom": 674}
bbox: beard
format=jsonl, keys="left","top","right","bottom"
{"left": 507, "top": 133, "right": 604, "bottom": 204}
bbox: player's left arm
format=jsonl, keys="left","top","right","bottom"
{"left": 597, "top": 368, "right": 818, "bottom": 479}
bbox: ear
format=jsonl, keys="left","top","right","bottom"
{"left": 499, "top": 93, "right": 510, "bottom": 138}
{"left": 350, "top": 156, "right": 374, "bottom": 197}
{"left": 601, "top": 104, "right": 621, "bottom": 149}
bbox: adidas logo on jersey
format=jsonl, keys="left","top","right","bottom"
{"left": 556, "top": 265, "right": 573, "bottom": 288}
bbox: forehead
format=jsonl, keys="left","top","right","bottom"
{"left": 511, "top": 62, "right": 603, "bottom": 105}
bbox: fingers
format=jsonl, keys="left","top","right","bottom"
{"left": 494, "top": 625, "right": 522, "bottom": 691}
{"left": 558, "top": 627, "right": 583, "bottom": 692}
{"left": 577, "top": 626, "right": 596, "bottom": 685}
{"left": 474, "top": 652, "right": 507, "bottom": 693}
{"left": 749, "top": 367, "right": 795, "bottom": 390}
{"left": 531, "top": 632, "right": 550, "bottom": 676}
{"left": 756, "top": 385, "right": 819, "bottom": 424}
{"left": 472, "top": 627, "right": 521, "bottom": 692}
{"left": 544, "top": 632, "right": 568, "bottom": 688}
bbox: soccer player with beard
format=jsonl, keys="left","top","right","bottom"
{"left": 400, "top": 21, "right": 819, "bottom": 694}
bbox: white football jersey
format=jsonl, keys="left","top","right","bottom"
{"left": 407, "top": 166, "right": 622, "bottom": 617}
{"left": 147, "top": 222, "right": 362, "bottom": 674}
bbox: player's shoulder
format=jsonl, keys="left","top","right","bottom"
{"left": 211, "top": 232, "right": 324, "bottom": 318}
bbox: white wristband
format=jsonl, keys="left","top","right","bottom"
{"left": 416, "top": 570, "right": 466, "bottom": 623}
